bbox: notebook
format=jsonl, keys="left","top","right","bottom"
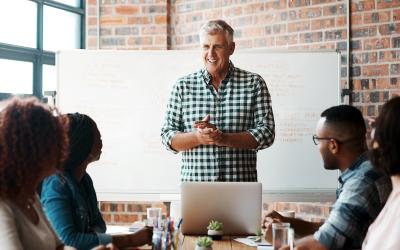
{"left": 180, "top": 182, "right": 262, "bottom": 236}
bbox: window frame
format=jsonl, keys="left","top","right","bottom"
{"left": 0, "top": 0, "right": 85, "bottom": 100}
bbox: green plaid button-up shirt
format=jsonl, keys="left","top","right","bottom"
{"left": 161, "top": 62, "right": 275, "bottom": 182}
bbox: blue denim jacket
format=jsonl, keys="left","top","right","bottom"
{"left": 41, "top": 172, "right": 112, "bottom": 250}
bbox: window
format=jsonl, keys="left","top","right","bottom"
{"left": 0, "top": 0, "right": 85, "bottom": 100}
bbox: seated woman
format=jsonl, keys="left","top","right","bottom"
{"left": 363, "top": 96, "right": 400, "bottom": 249}
{"left": 0, "top": 97, "right": 72, "bottom": 249}
{"left": 40, "top": 113, "right": 152, "bottom": 250}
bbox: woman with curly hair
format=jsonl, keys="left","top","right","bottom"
{"left": 363, "top": 96, "right": 400, "bottom": 249}
{"left": 0, "top": 97, "right": 72, "bottom": 249}
{"left": 41, "top": 113, "right": 152, "bottom": 250}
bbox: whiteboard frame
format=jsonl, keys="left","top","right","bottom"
{"left": 56, "top": 49, "right": 342, "bottom": 202}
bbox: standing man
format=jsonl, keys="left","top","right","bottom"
{"left": 161, "top": 20, "right": 275, "bottom": 182}
{"left": 263, "top": 105, "right": 391, "bottom": 250}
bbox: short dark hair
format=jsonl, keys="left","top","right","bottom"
{"left": 321, "top": 105, "right": 366, "bottom": 148}
{"left": 371, "top": 97, "right": 400, "bottom": 176}
{"left": 63, "top": 113, "right": 96, "bottom": 172}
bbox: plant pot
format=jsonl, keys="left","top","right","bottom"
{"left": 207, "top": 229, "right": 223, "bottom": 240}
{"left": 195, "top": 246, "right": 212, "bottom": 250}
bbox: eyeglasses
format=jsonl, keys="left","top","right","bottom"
{"left": 312, "top": 135, "right": 362, "bottom": 145}
{"left": 312, "top": 135, "right": 335, "bottom": 145}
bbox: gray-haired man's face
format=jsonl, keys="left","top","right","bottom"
{"left": 200, "top": 31, "right": 235, "bottom": 79}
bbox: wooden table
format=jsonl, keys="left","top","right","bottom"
{"left": 181, "top": 236, "right": 259, "bottom": 250}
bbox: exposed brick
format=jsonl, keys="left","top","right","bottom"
{"left": 299, "top": 7, "right": 322, "bottom": 19}
{"left": 363, "top": 38, "right": 391, "bottom": 50}
{"left": 195, "top": 0, "right": 213, "bottom": 10}
{"left": 394, "top": 9, "right": 400, "bottom": 21}
{"left": 363, "top": 64, "right": 389, "bottom": 76}
{"left": 392, "top": 37, "right": 400, "bottom": 48}
{"left": 113, "top": 214, "right": 139, "bottom": 224}
{"left": 128, "top": 16, "right": 152, "bottom": 25}
{"left": 88, "top": 0, "right": 97, "bottom": 5}
{"left": 142, "top": 5, "right": 167, "bottom": 14}
{"left": 101, "top": 17, "right": 125, "bottom": 26}
{"left": 377, "top": 78, "right": 391, "bottom": 89}
{"left": 88, "top": 28, "right": 97, "bottom": 36}
{"left": 243, "top": 3, "right": 265, "bottom": 14}
{"left": 391, "top": 78, "right": 399, "bottom": 86}
{"left": 364, "top": 11, "right": 391, "bottom": 23}
{"left": 289, "top": 0, "right": 311, "bottom": 8}
{"left": 311, "top": 18, "right": 334, "bottom": 30}
{"left": 101, "top": 37, "right": 125, "bottom": 46}
{"left": 115, "top": 5, "right": 140, "bottom": 15}
{"left": 351, "top": 26, "right": 377, "bottom": 38}
{"left": 323, "top": 4, "right": 346, "bottom": 16}
{"left": 185, "top": 12, "right": 203, "bottom": 22}
{"left": 325, "top": 30, "right": 346, "bottom": 41}
{"left": 351, "top": 66, "right": 361, "bottom": 77}
{"left": 232, "top": 16, "right": 253, "bottom": 27}
{"left": 204, "top": 9, "right": 222, "bottom": 20}
{"left": 235, "top": 39, "right": 253, "bottom": 48}
{"left": 127, "top": 36, "right": 153, "bottom": 46}
{"left": 176, "top": 3, "right": 194, "bottom": 13}
{"left": 273, "top": 24, "right": 287, "bottom": 34}
{"left": 100, "top": 28, "right": 112, "bottom": 36}
{"left": 141, "top": 26, "right": 166, "bottom": 35}
{"left": 242, "top": 27, "right": 266, "bottom": 37}
{"left": 370, "top": 91, "right": 380, "bottom": 102}
{"left": 276, "top": 34, "right": 299, "bottom": 45}
{"left": 351, "top": 40, "right": 362, "bottom": 50}
{"left": 254, "top": 37, "right": 276, "bottom": 47}
{"left": 87, "top": 37, "right": 97, "bottom": 49}
{"left": 102, "top": 213, "right": 112, "bottom": 223}
{"left": 352, "top": 92, "right": 361, "bottom": 102}
{"left": 351, "top": 13, "right": 363, "bottom": 26}
{"left": 311, "top": 0, "right": 336, "bottom": 5}
{"left": 377, "top": 0, "right": 400, "bottom": 9}
{"left": 288, "top": 21, "right": 311, "bottom": 32}
{"left": 155, "top": 15, "right": 167, "bottom": 24}
{"left": 265, "top": 0, "right": 287, "bottom": 10}
{"left": 367, "top": 105, "right": 376, "bottom": 116}
{"left": 362, "top": 79, "right": 370, "bottom": 89}
{"left": 115, "top": 27, "right": 139, "bottom": 35}
{"left": 336, "top": 16, "right": 347, "bottom": 27}
{"left": 337, "top": 41, "right": 347, "bottom": 50}
{"left": 378, "top": 23, "right": 399, "bottom": 36}
{"left": 155, "top": 36, "right": 167, "bottom": 45}
{"left": 299, "top": 32, "right": 323, "bottom": 43}
{"left": 223, "top": 6, "right": 243, "bottom": 17}
{"left": 351, "top": 0, "right": 375, "bottom": 12}
{"left": 391, "top": 64, "right": 400, "bottom": 74}
{"left": 88, "top": 17, "right": 97, "bottom": 26}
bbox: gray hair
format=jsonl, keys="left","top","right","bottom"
{"left": 199, "top": 19, "right": 234, "bottom": 44}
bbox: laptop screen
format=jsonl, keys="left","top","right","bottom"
{"left": 180, "top": 182, "right": 262, "bottom": 236}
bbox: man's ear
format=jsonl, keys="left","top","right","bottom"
{"left": 229, "top": 42, "right": 235, "bottom": 55}
{"left": 329, "top": 139, "right": 339, "bottom": 154}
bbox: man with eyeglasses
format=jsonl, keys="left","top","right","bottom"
{"left": 263, "top": 105, "right": 391, "bottom": 250}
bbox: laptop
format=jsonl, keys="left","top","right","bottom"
{"left": 180, "top": 182, "right": 262, "bottom": 236}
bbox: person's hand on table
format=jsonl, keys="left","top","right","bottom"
{"left": 262, "top": 210, "right": 285, "bottom": 243}
{"left": 91, "top": 243, "right": 119, "bottom": 250}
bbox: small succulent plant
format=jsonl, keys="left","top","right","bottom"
{"left": 207, "top": 220, "right": 223, "bottom": 231}
{"left": 196, "top": 236, "right": 213, "bottom": 247}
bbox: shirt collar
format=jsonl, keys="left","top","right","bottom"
{"left": 338, "top": 151, "right": 369, "bottom": 185}
{"left": 201, "top": 61, "right": 235, "bottom": 85}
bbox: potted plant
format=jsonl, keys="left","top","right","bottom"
{"left": 195, "top": 236, "right": 213, "bottom": 250}
{"left": 207, "top": 220, "right": 223, "bottom": 240}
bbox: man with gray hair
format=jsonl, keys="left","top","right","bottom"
{"left": 161, "top": 19, "right": 275, "bottom": 182}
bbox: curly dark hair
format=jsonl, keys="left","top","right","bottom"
{"left": 0, "top": 97, "right": 69, "bottom": 201}
{"left": 371, "top": 97, "right": 400, "bottom": 176}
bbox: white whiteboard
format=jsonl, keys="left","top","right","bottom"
{"left": 57, "top": 50, "right": 340, "bottom": 200}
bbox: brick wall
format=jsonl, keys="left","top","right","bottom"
{"left": 86, "top": 0, "right": 399, "bottom": 224}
